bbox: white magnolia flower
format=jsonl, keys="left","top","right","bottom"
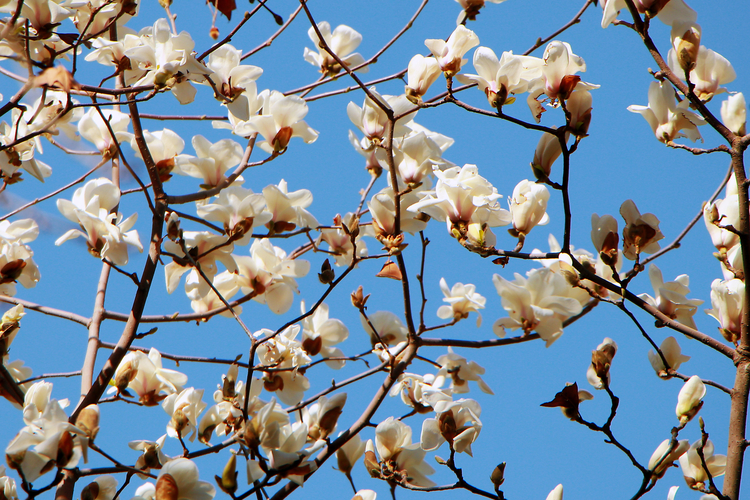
{"left": 668, "top": 46, "right": 736, "bottom": 101}
{"left": 405, "top": 55, "right": 441, "bottom": 104}
{"left": 457, "top": 47, "right": 543, "bottom": 109}
{"left": 509, "top": 179, "right": 550, "bottom": 236}
{"left": 347, "top": 88, "right": 416, "bottom": 148}
{"left": 648, "top": 336, "right": 691, "bottom": 376}
{"left": 600, "top": 0, "right": 696, "bottom": 29}
{"left": 648, "top": 439, "right": 689, "bottom": 477}
{"left": 0, "top": 109, "right": 52, "bottom": 182}
{"left": 638, "top": 265, "right": 703, "bottom": 329}
{"left": 120, "top": 128, "right": 184, "bottom": 182}
{"left": 174, "top": 135, "right": 245, "bottom": 188}
{"left": 361, "top": 311, "right": 408, "bottom": 347}
{"left": 163, "top": 231, "right": 236, "bottom": 300}
{"left": 530, "top": 129, "right": 567, "bottom": 179}
{"left": 300, "top": 301, "right": 349, "bottom": 369}
{"left": 155, "top": 458, "right": 215, "bottom": 500}
{"left": 129, "top": 434, "right": 170, "bottom": 476}
{"left": 676, "top": 375, "right": 705, "bottom": 424}
{"left": 163, "top": 388, "right": 207, "bottom": 442}
{"left": 620, "top": 199, "right": 664, "bottom": 260}
{"left": 110, "top": 348, "right": 187, "bottom": 406}
{"left": 304, "top": 22, "right": 367, "bottom": 76}
{"left": 126, "top": 18, "right": 208, "bottom": 104}
{"left": 203, "top": 43, "right": 262, "bottom": 116}
{"left": 241, "top": 90, "right": 318, "bottom": 153}
{"left": 373, "top": 418, "right": 435, "bottom": 487}
{"left": 546, "top": 484, "right": 563, "bottom": 500}
{"left": 317, "top": 212, "right": 368, "bottom": 267}
{"left": 420, "top": 398, "right": 482, "bottom": 455}
{"left": 196, "top": 185, "right": 270, "bottom": 245}
{"left": 586, "top": 337, "right": 617, "bottom": 390}
{"left": 262, "top": 180, "right": 318, "bottom": 234}
{"left": 492, "top": 267, "right": 583, "bottom": 346}
{"left": 78, "top": 108, "right": 130, "bottom": 157}
{"left": 705, "top": 278, "right": 744, "bottom": 344}
{"left": 437, "top": 278, "right": 485, "bottom": 326}
{"left": 628, "top": 80, "right": 705, "bottom": 143}
{"left": 55, "top": 177, "right": 142, "bottom": 266}
{"left": 679, "top": 439, "right": 726, "bottom": 489}
{"left": 424, "top": 25, "right": 479, "bottom": 77}
{"left": 433, "top": 347, "right": 493, "bottom": 394}
{"left": 720, "top": 93, "right": 746, "bottom": 135}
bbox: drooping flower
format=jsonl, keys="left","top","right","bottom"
{"left": 303, "top": 22, "right": 367, "bottom": 77}
{"left": 163, "top": 388, "right": 207, "bottom": 443}
{"left": 627, "top": 80, "right": 705, "bottom": 143}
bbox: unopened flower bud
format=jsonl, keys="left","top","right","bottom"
{"left": 490, "top": 462, "right": 506, "bottom": 489}
{"left": 672, "top": 23, "right": 701, "bottom": 72}
{"left": 215, "top": 453, "right": 238, "bottom": 495}
{"left": 318, "top": 258, "right": 335, "bottom": 284}
{"left": 210, "top": 26, "right": 220, "bottom": 40}
{"left": 676, "top": 375, "right": 705, "bottom": 425}
{"left": 364, "top": 441, "right": 380, "bottom": 478}
{"left": 165, "top": 212, "right": 181, "bottom": 242}
{"left": 351, "top": 286, "right": 370, "bottom": 309}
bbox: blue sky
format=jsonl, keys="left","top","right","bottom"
{"left": 1, "top": 1, "right": 748, "bottom": 499}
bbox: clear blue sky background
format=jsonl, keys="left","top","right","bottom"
{"left": 1, "top": 1, "right": 748, "bottom": 499}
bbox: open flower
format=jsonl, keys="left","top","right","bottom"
{"left": 174, "top": 136, "right": 245, "bottom": 188}
{"left": 433, "top": 347, "right": 493, "bottom": 395}
{"left": 405, "top": 55, "right": 441, "bottom": 104}
{"left": 648, "top": 336, "right": 691, "bottom": 377}
{"left": 669, "top": 46, "right": 736, "bottom": 101}
{"left": 155, "top": 458, "right": 215, "bottom": 500}
{"left": 620, "top": 199, "right": 664, "bottom": 260}
{"left": 242, "top": 90, "right": 318, "bottom": 153}
{"left": 300, "top": 301, "right": 349, "bottom": 368}
{"left": 437, "top": 278, "right": 485, "bottom": 326}
{"left": 679, "top": 439, "right": 726, "bottom": 490}
{"left": 628, "top": 80, "right": 704, "bottom": 143}
{"left": 638, "top": 265, "right": 703, "bottom": 329}
{"left": 420, "top": 398, "right": 482, "bottom": 455}
{"left": 371, "top": 418, "right": 435, "bottom": 487}
{"left": 425, "top": 25, "right": 479, "bottom": 77}
{"left": 304, "top": 22, "right": 367, "bottom": 77}
{"left": 55, "top": 177, "right": 142, "bottom": 265}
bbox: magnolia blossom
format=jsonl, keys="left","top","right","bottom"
{"left": 300, "top": 301, "right": 349, "bottom": 369}
{"left": 79, "top": 475, "right": 117, "bottom": 500}
{"left": 648, "top": 439, "right": 689, "bottom": 477}
{"left": 433, "top": 347, "right": 493, "bottom": 394}
{"left": 241, "top": 90, "right": 318, "bottom": 153}
{"left": 546, "top": 484, "right": 563, "bottom": 500}
{"left": 566, "top": 90, "right": 593, "bottom": 137}
{"left": 126, "top": 18, "right": 208, "bottom": 104}
{"left": 110, "top": 348, "right": 187, "bottom": 405}
{"left": 721, "top": 93, "right": 747, "bottom": 135}
{"left": 203, "top": 43, "right": 262, "bottom": 116}
{"left": 347, "top": 88, "right": 416, "bottom": 148}
{"left": 492, "top": 268, "right": 583, "bottom": 346}
{"left": 420, "top": 398, "right": 482, "bottom": 455}
{"left": 304, "top": 22, "right": 367, "bottom": 76}
{"left": 317, "top": 212, "right": 368, "bottom": 266}
{"left": 0, "top": 109, "right": 52, "bottom": 182}
{"left": 424, "top": 25, "right": 479, "bottom": 77}
{"left": 299, "top": 393, "right": 347, "bottom": 441}
{"left": 189, "top": 272, "right": 240, "bottom": 317}
{"left": 437, "top": 278, "right": 485, "bottom": 326}
{"left": 600, "top": 0, "right": 696, "bottom": 29}
{"left": 0, "top": 219, "right": 40, "bottom": 295}
{"left": 586, "top": 337, "right": 617, "bottom": 390}
{"left": 668, "top": 46, "right": 736, "bottom": 101}
{"left": 56, "top": 177, "right": 142, "bottom": 265}
{"left": 638, "top": 265, "right": 703, "bottom": 329}
{"left": 509, "top": 179, "right": 549, "bottom": 237}
{"left": 262, "top": 180, "right": 318, "bottom": 234}
{"left": 620, "top": 199, "right": 664, "bottom": 260}
{"left": 670, "top": 22, "right": 701, "bottom": 72}
{"left": 648, "top": 336, "right": 691, "bottom": 377}
{"left": 372, "top": 418, "right": 435, "bottom": 487}
{"left": 163, "top": 231, "right": 236, "bottom": 300}
{"left": 405, "top": 55, "right": 441, "bottom": 104}
{"left": 705, "top": 278, "right": 744, "bottom": 344}
{"left": 530, "top": 129, "right": 567, "bottom": 179}
{"left": 456, "top": 48, "right": 543, "bottom": 109}
{"left": 155, "top": 458, "right": 215, "bottom": 500}
{"left": 390, "top": 131, "right": 453, "bottom": 186}
{"left": 0, "top": 466, "right": 18, "bottom": 500}
{"left": 628, "top": 80, "right": 705, "bottom": 143}
{"left": 129, "top": 435, "right": 170, "bottom": 476}
{"left": 120, "top": 128, "right": 184, "bottom": 182}
{"left": 174, "top": 135, "right": 245, "bottom": 188}
{"left": 676, "top": 375, "right": 705, "bottom": 424}
{"left": 78, "top": 108, "right": 130, "bottom": 157}
{"left": 336, "top": 433, "right": 366, "bottom": 476}
{"left": 256, "top": 327, "right": 311, "bottom": 405}
{"left": 25, "top": 90, "right": 82, "bottom": 142}
{"left": 390, "top": 373, "right": 442, "bottom": 412}
{"left": 368, "top": 187, "right": 429, "bottom": 243}
{"left": 591, "top": 213, "right": 619, "bottom": 268}
{"left": 679, "top": 439, "right": 726, "bottom": 489}
{"left": 196, "top": 186, "right": 270, "bottom": 244}
{"left": 163, "top": 388, "right": 207, "bottom": 442}
{"left": 703, "top": 179, "right": 739, "bottom": 259}
{"left": 361, "top": 311, "right": 408, "bottom": 347}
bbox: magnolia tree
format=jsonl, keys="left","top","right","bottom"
{"left": 0, "top": 0, "right": 748, "bottom": 499}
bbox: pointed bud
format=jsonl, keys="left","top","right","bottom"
{"left": 216, "top": 453, "right": 238, "bottom": 495}
{"left": 490, "top": 462, "right": 506, "bottom": 489}
{"left": 351, "top": 286, "right": 370, "bottom": 309}
{"left": 676, "top": 375, "right": 705, "bottom": 425}
{"left": 318, "top": 259, "right": 335, "bottom": 284}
